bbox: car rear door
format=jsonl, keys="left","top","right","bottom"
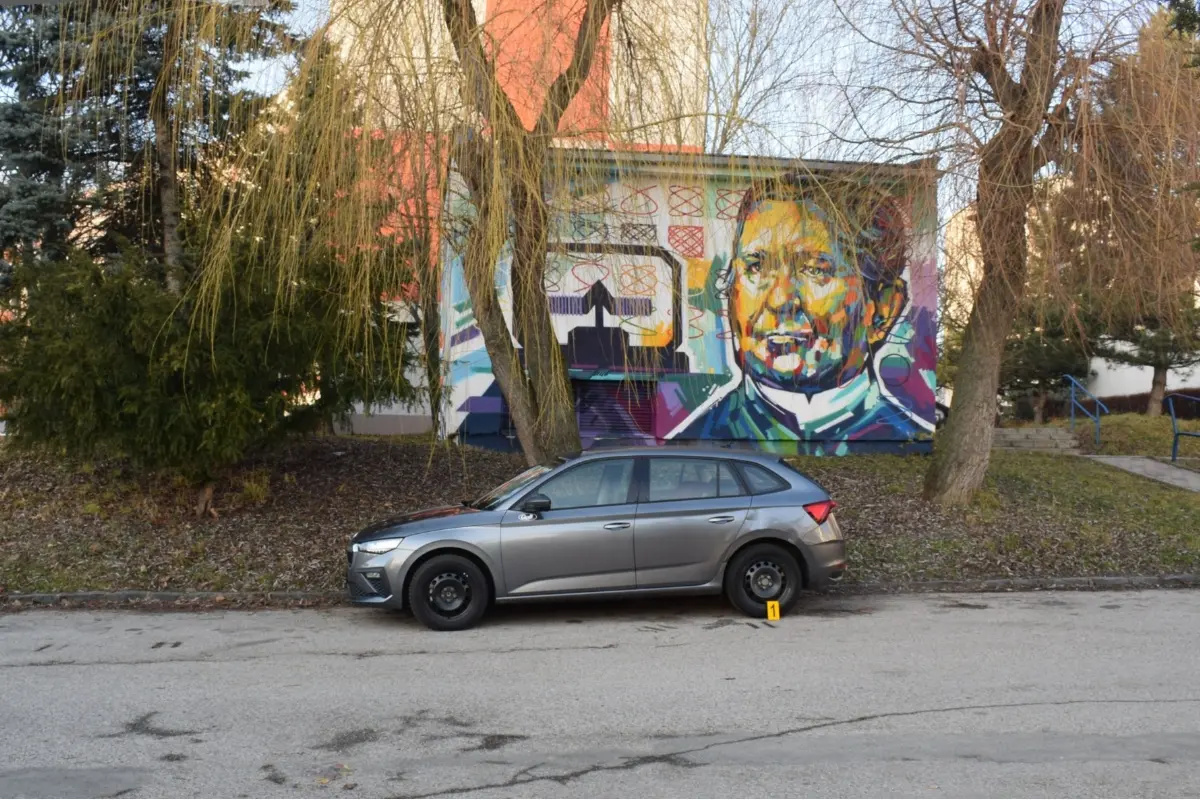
{"left": 499, "top": 458, "right": 637, "bottom": 595}
{"left": 632, "top": 457, "right": 751, "bottom": 588}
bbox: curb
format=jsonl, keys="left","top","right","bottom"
{"left": 832, "top": 575, "right": 1200, "bottom": 594}
{"left": 0, "top": 590, "right": 344, "bottom": 607}
{"left": 2, "top": 576, "right": 1198, "bottom": 608}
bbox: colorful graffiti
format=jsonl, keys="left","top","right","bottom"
{"left": 441, "top": 164, "right": 938, "bottom": 455}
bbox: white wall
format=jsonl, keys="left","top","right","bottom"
{"left": 1088, "top": 356, "right": 1200, "bottom": 398}
{"left": 337, "top": 363, "right": 438, "bottom": 436}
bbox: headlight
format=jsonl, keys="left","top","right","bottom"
{"left": 355, "top": 537, "right": 405, "bottom": 555}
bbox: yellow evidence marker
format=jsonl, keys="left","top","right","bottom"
{"left": 766, "top": 600, "right": 780, "bottom": 621}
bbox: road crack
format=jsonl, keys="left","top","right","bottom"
{"left": 103, "top": 712, "right": 198, "bottom": 739}
{"left": 399, "top": 697, "right": 1200, "bottom": 798}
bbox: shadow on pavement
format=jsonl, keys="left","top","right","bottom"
{"left": 348, "top": 592, "right": 877, "bottom": 631}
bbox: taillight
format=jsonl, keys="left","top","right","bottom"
{"left": 803, "top": 499, "right": 836, "bottom": 525}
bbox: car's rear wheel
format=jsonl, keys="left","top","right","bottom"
{"left": 724, "top": 543, "right": 803, "bottom": 618}
{"left": 407, "top": 554, "right": 489, "bottom": 631}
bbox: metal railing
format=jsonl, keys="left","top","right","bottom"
{"left": 1166, "top": 393, "right": 1200, "bottom": 463}
{"left": 1065, "top": 375, "right": 1109, "bottom": 448}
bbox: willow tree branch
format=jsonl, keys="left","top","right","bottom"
{"left": 534, "top": 0, "right": 623, "bottom": 138}
{"left": 441, "top": 0, "right": 523, "bottom": 134}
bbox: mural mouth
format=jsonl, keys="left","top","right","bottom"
{"left": 764, "top": 331, "right": 816, "bottom": 353}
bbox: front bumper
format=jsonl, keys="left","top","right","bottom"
{"left": 346, "top": 546, "right": 417, "bottom": 608}
{"left": 803, "top": 539, "right": 848, "bottom": 590}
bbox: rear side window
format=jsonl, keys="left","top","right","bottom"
{"left": 737, "top": 462, "right": 788, "bottom": 495}
{"left": 777, "top": 459, "right": 830, "bottom": 495}
{"left": 717, "top": 461, "right": 746, "bottom": 497}
{"left": 648, "top": 458, "right": 719, "bottom": 502}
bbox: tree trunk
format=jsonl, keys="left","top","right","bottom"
{"left": 1147, "top": 365, "right": 1168, "bottom": 416}
{"left": 1032, "top": 391, "right": 1046, "bottom": 424}
{"left": 152, "top": 15, "right": 184, "bottom": 295}
{"left": 925, "top": 138, "right": 1032, "bottom": 505}
{"left": 418, "top": 252, "right": 443, "bottom": 435}
{"left": 457, "top": 175, "right": 547, "bottom": 466}
{"left": 508, "top": 151, "right": 581, "bottom": 460}
{"left": 440, "top": 0, "right": 614, "bottom": 463}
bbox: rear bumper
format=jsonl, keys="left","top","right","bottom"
{"left": 803, "top": 539, "right": 847, "bottom": 590}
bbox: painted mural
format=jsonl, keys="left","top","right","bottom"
{"left": 440, "top": 163, "right": 938, "bottom": 455}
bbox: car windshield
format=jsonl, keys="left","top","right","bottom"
{"left": 470, "top": 465, "right": 552, "bottom": 510}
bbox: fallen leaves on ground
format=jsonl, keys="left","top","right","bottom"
{"left": 2, "top": 439, "right": 1198, "bottom": 596}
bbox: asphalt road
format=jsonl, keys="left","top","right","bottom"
{"left": 3, "top": 591, "right": 1200, "bottom": 798}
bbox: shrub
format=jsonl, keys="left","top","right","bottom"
{"left": 0, "top": 247, "right": 414, "bottom": 511}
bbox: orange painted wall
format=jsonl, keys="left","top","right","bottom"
{"left": 485, "top": 0, "right": 611, "bottom": 135}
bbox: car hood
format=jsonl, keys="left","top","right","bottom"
{"left": 352, "top": 505, "right": 484, "bottom": 543}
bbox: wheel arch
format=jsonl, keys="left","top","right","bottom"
{"left": 722, "top": 535, "right": 810, "bottom": 589}
{"left": 401, "top": 546, "right": 498, "bottom": 607}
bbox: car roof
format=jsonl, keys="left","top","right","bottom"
{"left": 568, "top": 446, "right": 785, "bottom": 466}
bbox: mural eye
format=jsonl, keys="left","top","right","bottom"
{"left": 741, "top": 254, "right": 763, "bottom": 276}
{"left": 801, "top": 256, "right": 835, "bottom": 277}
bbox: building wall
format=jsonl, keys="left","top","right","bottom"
{"left": 440, "top": 154, "right": 939, "bottom": 455}
{"left": 606, "top": 0, "right": 708, "bottom": 151}
{"left": 337, "top": 362, "right": 436, "bottom": 436}
{"left": 1088, "top": 348, "right": 1200, "bottom": 399}
{"left": 325, "top": 0, "right": 706, "bottom": 150}
{"left": 942, "top": 205, "right": 980, "bottom": 331}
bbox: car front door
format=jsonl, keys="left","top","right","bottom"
{"left": 633, "top": 457, "right": 751, "bottom": 587}
{"left": 500, "top": 458, "right": 637, "bottom": 595}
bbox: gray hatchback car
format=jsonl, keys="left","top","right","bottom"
{"left": 346, "top": 447, "right": 846, "bottom": 630}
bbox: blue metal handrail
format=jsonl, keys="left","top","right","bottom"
{"left": 1065, "top": 375, "right": 1109, "bottom": 447}
{"left": 1166, "top": 393, "right": 1200, "bottom": 463}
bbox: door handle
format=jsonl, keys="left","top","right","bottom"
{"left": 603, "top": 521, "right": 632, "bottom": 530}
{"left": 708, "top": 515, "right": 736, "bottom": 524}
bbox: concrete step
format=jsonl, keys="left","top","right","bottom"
{"left": 991, "top": 430, "right": 1077, "bottom": 439}
{"left": 991, "top": 427, "right": 1082, "bottom": 454}
{"left": 988, "top": 441, "right": 1084, "bottom": 453}
{"left": 992, "top": 433, "right": 1079, "bottom": 443}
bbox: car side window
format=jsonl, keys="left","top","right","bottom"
{"left": 534, "top": 458, "right": 634, "bottom": 511}
{"left": 717, "top": 461, "right": 746, "bottom": 497}
{"left": 648, "top": 458, "right": 722, "bottom": 502}
{"left": 738, "top": 462, "right": 788, "bottom": 495}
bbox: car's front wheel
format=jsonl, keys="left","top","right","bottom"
{"left": 724, "top": 543, "right": 803, "bottom": 618}
{"left": 407, "top": 554, "right": 489, "bottom": 631}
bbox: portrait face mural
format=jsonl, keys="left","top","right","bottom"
{"left": 727, "top": 188, "right": 909, "bottom": 395}
{"left": 439, "top": 164, "right": 938, "bottom": 455}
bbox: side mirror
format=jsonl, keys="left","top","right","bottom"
{"left": 521, "top": 493, "right": 552, "bottom": 514}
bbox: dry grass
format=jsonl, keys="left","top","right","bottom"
{"left": 2, "top": 439, "right": 1198, "bottom": 596}
{"left": 794, "top": 451, "right": 1200, "bottom": 585}
{"left": 1022, "top": 413, "right": 1200, "bottom": 458}
{"left": 0, "top": 437, "right": 523, "bottom": 594}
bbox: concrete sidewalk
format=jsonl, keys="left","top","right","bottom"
{"left": 1088, "top": 456, "right": 1200, "bottom": 492}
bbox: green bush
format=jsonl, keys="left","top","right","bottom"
{"left": 0, "top": 247, "right": 414, "bottom": 487}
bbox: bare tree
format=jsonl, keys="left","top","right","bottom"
{"left": 827, "top": 0, "right": 1149, "bottom": 503}
{"left": 1072, "top": 15, "right": 1200, "bottom": 416}
{"left": 703, "top": 0, "right": 829, "bottom": 155}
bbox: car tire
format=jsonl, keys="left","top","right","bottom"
{"left": 407, "top": 554, "right": 489, "bottom": 631}
{"left": 724, "top": 543, "right": 804, "bottom": 619}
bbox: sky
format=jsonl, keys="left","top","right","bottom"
{"left": 234, "top": 0, "right": 1152, "bottom": 230}
{"left": 236, "top": 0, "right": 330, "bottom": 96}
